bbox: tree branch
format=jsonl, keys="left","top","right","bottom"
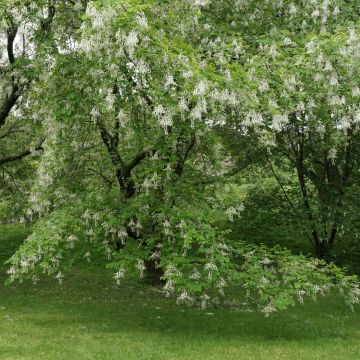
{"left": 0, "top": 143, "right": 43, "bottom": 166}
{"left": 174, "top": 135, "right": 196, "bottom": 177}
{"left": 96, "top": 117, "right": 125, "bottom": 169}
{"left": 7, "top": 25, "right": 17, "bottom": 64}
{"left": 0, "top": 88, "right": 19, "bottom": 130}
{"left": 87, "top": 167, "right": 115, "bottom": 189}
{"left": 125, "top": 149, "right": 152, "bottom": 176}
{"left": 40, "top": 2, "right": 56, "bottom": 33}
{"left": 266, "top": 156, "right": 295, "bottom": 209}
{"left": 0, "top": 24, "right": 19, "bottom": 130}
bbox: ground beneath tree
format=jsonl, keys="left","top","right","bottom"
{"left": 0, "top": 225, "right": 359, "bottom": 360}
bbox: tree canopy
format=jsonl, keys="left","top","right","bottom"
{"left": 0, "top": 0, "right": 359, "bottom": 315}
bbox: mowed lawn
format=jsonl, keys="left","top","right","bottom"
{"left": 0, "top": 225, "right": 359, "bottom": 360}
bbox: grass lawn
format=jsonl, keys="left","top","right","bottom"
{"left": 0, "top": 224, "right": 359, "bottom": 360}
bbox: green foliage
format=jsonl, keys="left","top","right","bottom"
{"left": 1, "top": 226, "right": 360, "bottom": 360}
{"left": 0, "top": 0, "right": 359, "bottom": 314}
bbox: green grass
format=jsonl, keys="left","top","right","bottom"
{"left": 0, "top": 225, "right": 359, "bottom": 360}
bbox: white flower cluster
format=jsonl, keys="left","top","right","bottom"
{"left": 142, "top": 173, "right": 159, "bottom": 194}
{"left": 312, "top": 283, "right": 331, "bottom": 296}
{"left": 128, "top": 219, "right": 143, "bottom": 237}
{"left": 262, "top": 302, "right": 277, "bottom": 317}
{"left": 84, "top": 251, "right": 91, "bottom": 262}
{"left": 194, "top": 0, "right": 211, "bottom": 7}
{"left": 86, "top": 4, "right": 116, "bottom": 30}
{"left": 55, "top": 271, "right": 64, "bottom": 285}
{"left": 211, "top": 89, "right": 237, "bottom": 106}
{"left": 135, "top": 12, "right": 148, "bottom": 28}
{"left": 7, "top": 232, "right": 64, "bottom": 283}
{"left": 216, "top": 277, "right": 227, "bottom": 296}
{"left": 271, "top": 114, "right": 289, "bottom": 132}
{"left": 66, "top": 235, "right": 78, "bottom": 249}
{"left": 163, "top": 280, "right": 175, "bottom": 297}
{"left": 189, "top": 269, "right": 201, "bottom": 280}
{"left": 225, "top": 203, "right": 244, "bottom": 222}
{"left": 296, "top": 289, "right": 306, "bottom": 304}
{"left": 193, "top": 80, "right": 208, "bottom": 96}
{"left": 117, "top": 227, "right": 128, "bottom": 245}
{"left": 125, "top": 30, "right": 139, "bottom": 56}
{"left": 204, "top": 262, "right": 218, "bottom": 279}
{"left": 153, "top": 105, "right": 173, "bottom": 133}
{"left": 163, "top": 263, "right": 183, "bottom": 296}
{"left": 244, "top": 112, "right": 263, "bottom": 127}
{"left": 345, "top": 283, "right": 360, "bottom": 311}
{"left": 114, "top": 268, "right": 126, "bottom": 285}
{"left": 200, "top": 293, "right": 210, "bottom": 309}
{"left": 176, "top": 290, "right": 193, "bottom": 305}
{"left": 135, "top": 259, "right": 146, "bottom": 278}
{"left": 190, "top": 99, "right": 207, "bottom": 122}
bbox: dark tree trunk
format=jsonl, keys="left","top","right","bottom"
{"left": 314, "top": 241, "right": 327, "bottom": 259}
{"left": 296, "top": 135, "right": 321, "bottom": 257}
{"left": 144, "top": 259, "right": 164, "bottom": 284}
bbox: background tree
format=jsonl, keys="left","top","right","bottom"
{"left": 0, "top": 0, "right": 88, "bottom": 219}
{"left": 215, "top": 0, "right": 360, "bottom": 260}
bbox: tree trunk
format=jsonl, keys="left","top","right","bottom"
{"left": 314, "top": 241, "right": 327, "bottom": 259}
{"left": 144, "top": 259, "right": 164, "bottom": 284}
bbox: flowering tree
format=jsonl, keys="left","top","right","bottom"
{"left": 215, "top": 0, "right": 360, "bottom": 259}
{"left": 0, "top": 0, "right": 87, "bottom": 218}
{"left": 3, "top": 0, "right": 360, "bottom": 315}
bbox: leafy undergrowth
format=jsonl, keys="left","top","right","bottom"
{"left": 0, "top": 225, "right": 359, "bottom": 360}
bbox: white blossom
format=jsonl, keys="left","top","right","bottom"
{"left": 245, "top": 112, "right": 263, "bottom": 126}
{"left": 136, "top": 259, "right": 146, "bottom": 278}
{"left": 226, "top": 207, "right": 237, "bottom": 222}
{"left": 164, "top": 280, "right": 175, "bottom": 297}
{"left": 327, "top": 148, "right": 337, "bottom": 163}
{"left": 262, "top": 303, "right": 277, "bottom": 317}
{"left": 296, "top": 290, "right": 306, "bottom": 303}
{"left": 55, "top": 272, "right": 64, "bottom": 285}
{"left": 84, "top": 251, "right": 91, "bottom": 262}
{"left": 153, "top": 105, "right": 173, "bottom": 132}
{"left": 178, "top": 98, "right": 189, "bottom": 112}
{"left": 216, "top": 277, "right": 227, "bottom": 295}
{"left": 258, "top": 81, "right": 269, "bottom": 92}
{"left": 66, "top": 235, "right": 78, "bottom": 249}
{"left": 114, "top": 268, "right": 126, "bottom": 285}
{"left": 176, "top": 290, "right": 193, "bottom": 304}
{"left": 182, "top": 70, "right": 193, "bottom": 79}
{"left": 288, "top": 4, "right": 297, "bottom": 15}
{"left": 164, "top": 74, "right": 175, "bottom": 89}
{"left": 324, "top": 61, "right": 333, "bottom": 72}
{"left": 193, "top": 80, "right": 208, "bottom": 96}
{"left": 200, "top": 293, "right": 210, "bottom": 309}
{"left": 117, "top": 227, "right": 128, "bottom": 244}
{"left": 272, "top": 114, "right": 289, "bottom": 132}
{"left": 135, "top": 12, "right": 148, "bottom": 28}
{"left": 329, "top": 74, "right": 339, "bottom": 86}
{"left": 352, "top": 87, "right": 360, "bottom": 97}
{"left": 189, "top": 269, "right": 201, "bottom": 280}
{"left": 204, "top": 262, "right": 218, "bottom": 272}
{"left": 194, "top": 0, "right": 210, "bottom": 6}
{"left": 125, "top": 30, "right": 139, "bottom": 55}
